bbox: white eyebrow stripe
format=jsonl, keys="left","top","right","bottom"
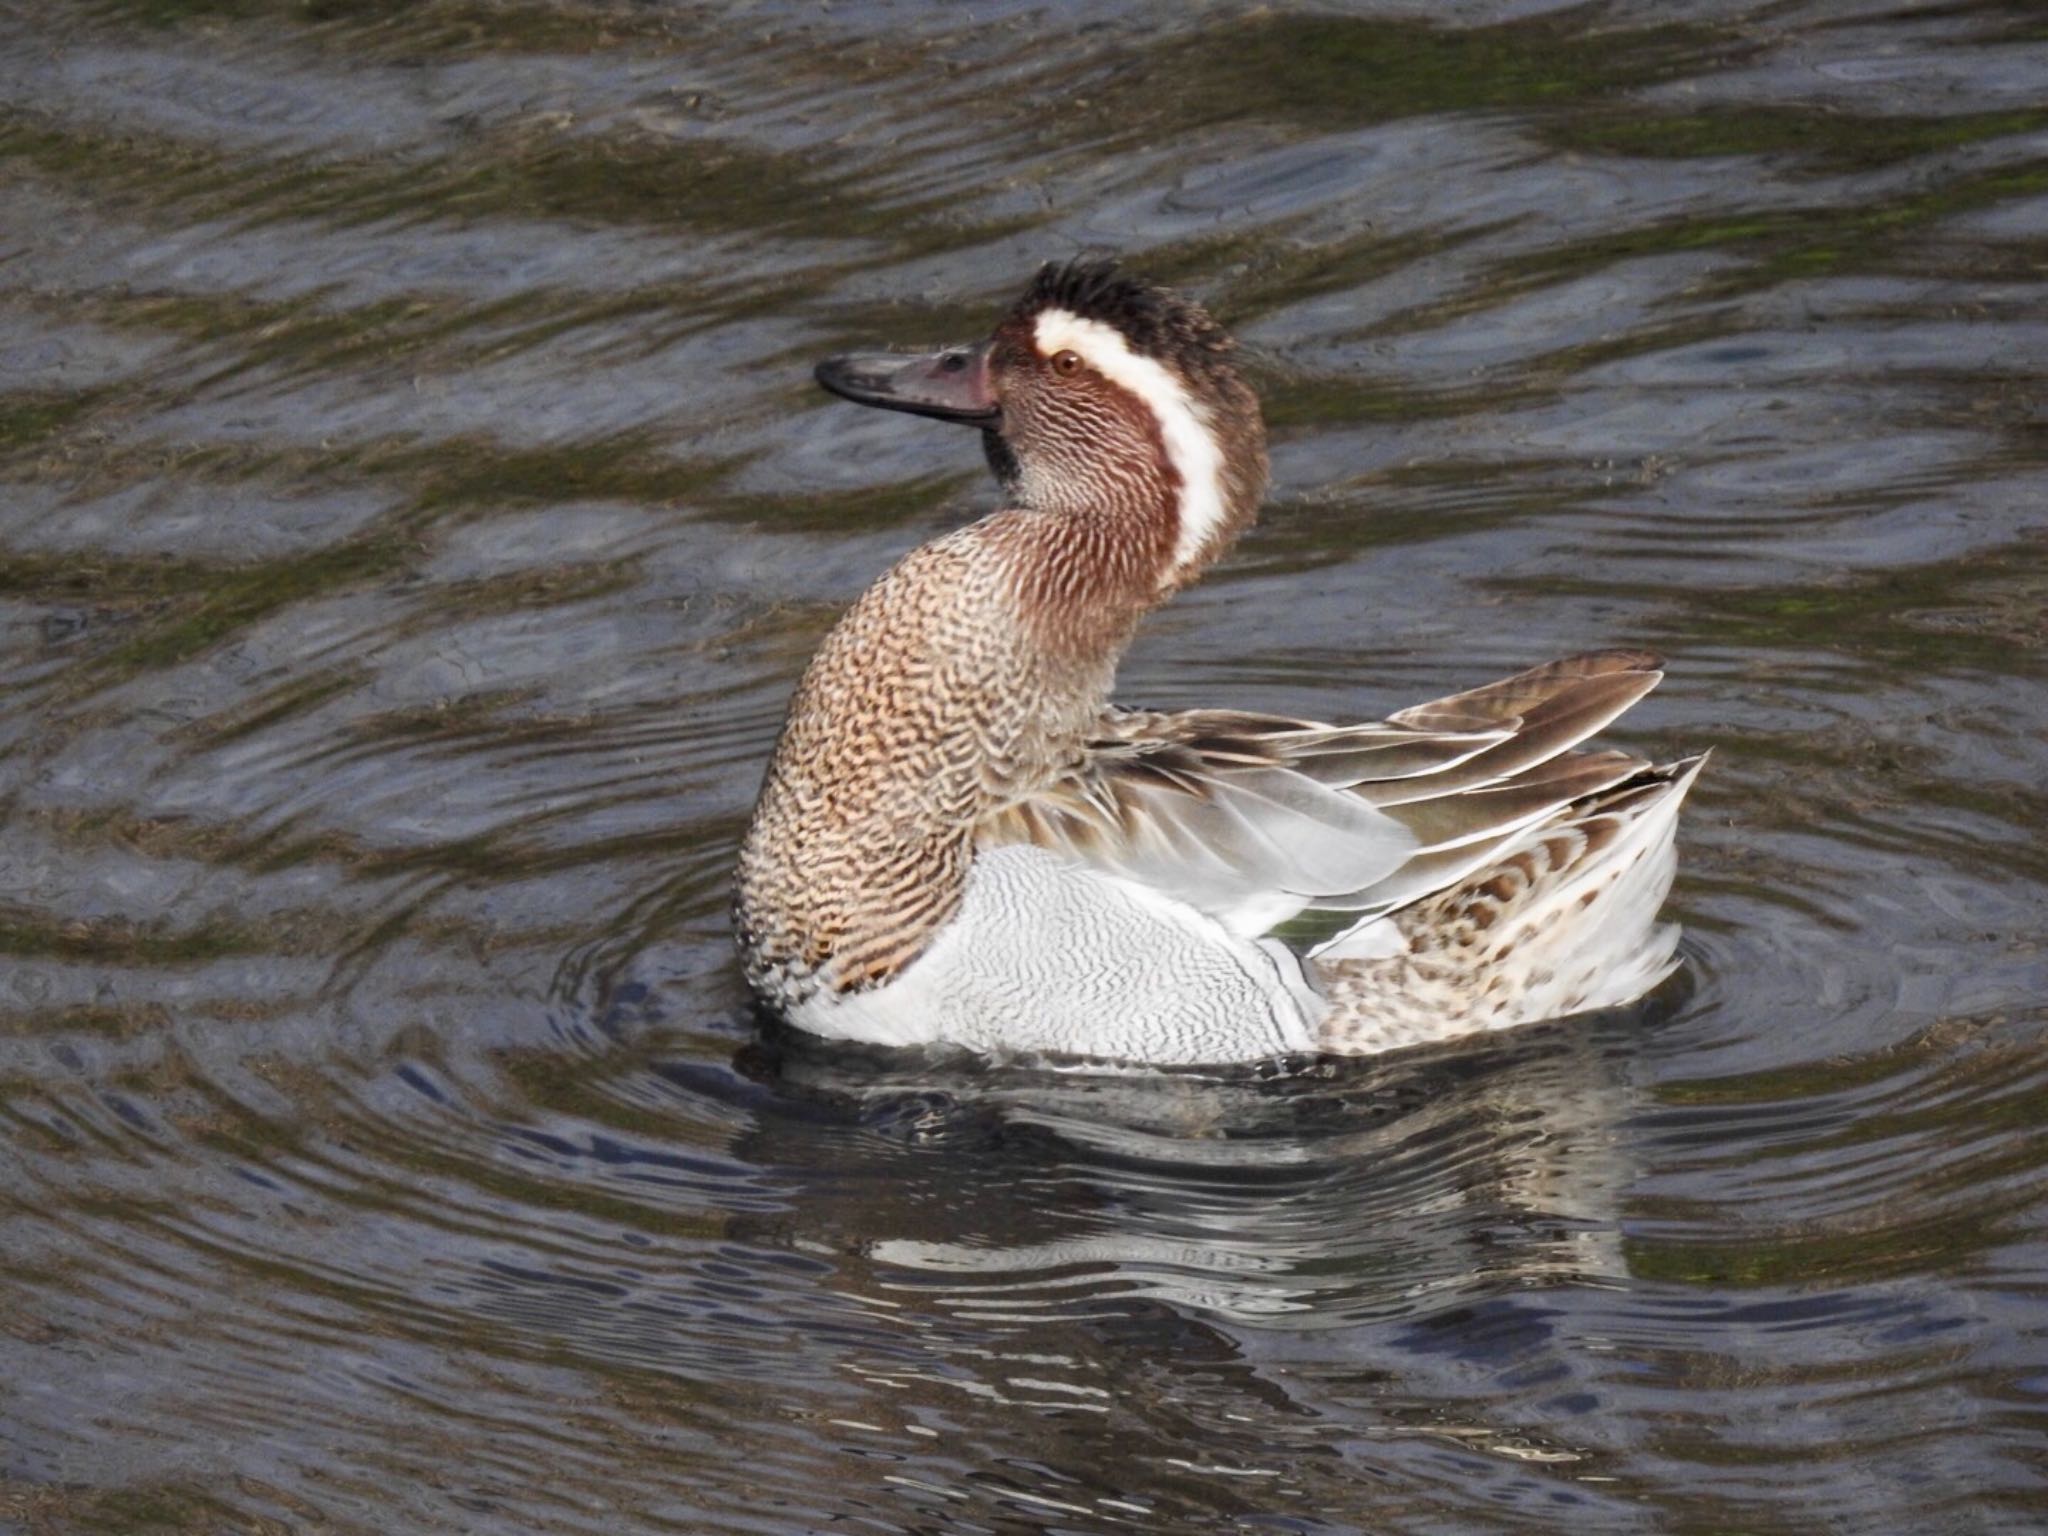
{"left": 1031, "top": 306, "right": 1224, "bottom": 579}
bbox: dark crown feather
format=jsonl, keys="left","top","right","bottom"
{"left": 1013, "top": 258, "right": 1233, "bottom": 364}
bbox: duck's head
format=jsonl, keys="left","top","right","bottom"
{"left": 816, "top": 259, "right": 1268, "bottom": 593}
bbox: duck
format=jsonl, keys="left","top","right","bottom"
{"left": 734, "top": 258, "right": 1705, "bottom": 1065}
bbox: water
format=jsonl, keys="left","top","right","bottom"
{"left": 2, "top": 0, "right": 2046, "bottom": 1530}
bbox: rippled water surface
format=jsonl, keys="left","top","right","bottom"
{"left": 4, "top": 1, "right": 2047, "bottom": 1530}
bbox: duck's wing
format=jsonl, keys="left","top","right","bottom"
{"left": 981, "top": 651, "right": 1666, "bottom": 937}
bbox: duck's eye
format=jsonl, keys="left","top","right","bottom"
{"left": 1050, "top": 349, "right": 1084, "bottom": 377}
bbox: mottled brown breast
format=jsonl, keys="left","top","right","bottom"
{"left": 734, "top": 516, "right": 1129, "bottom": 1006}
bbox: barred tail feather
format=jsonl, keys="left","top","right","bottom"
{"left": 1310, "top": 755, "right": 1708, "bottom": 1055}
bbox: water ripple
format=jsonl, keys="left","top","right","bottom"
{"left": 4, "top": 0, "right": 2048, "bottom": 1532}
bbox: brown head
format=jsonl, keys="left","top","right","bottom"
{"left": 816, "top": 259, "right": 1269, "bottom": 598}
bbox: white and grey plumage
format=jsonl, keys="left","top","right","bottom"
{"left": 734, "top": 259, "right": 1705, "bottom": 1065}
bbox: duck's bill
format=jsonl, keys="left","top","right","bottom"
{"left": 814, "top": 345, "right": 1000, "bottom": 426}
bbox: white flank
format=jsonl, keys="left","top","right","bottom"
{"left": 792, "top": 845, "right": 1320, "bottom": 1062}
{"left": 1032, "top": 307, "right": 1226, "bottom": 578}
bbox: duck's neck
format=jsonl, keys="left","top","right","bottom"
{"left": 735, "top": 524, "right": 1164, "bottom": 999}
{"left": 735, "top": 422, "right": 1262, "bottom": 1007}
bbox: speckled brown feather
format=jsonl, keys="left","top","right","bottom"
{"left": 737, "top": 518, "right": 1112, "bottom": 1002}
{"left": 737, "top": 265, "right": 1267, "bottom": 1008}
{"left": 1313, "top": 755, "right": 1707, "bottom": 1053}
{"left": 737, "top": 263, "right": 1702, "bottom": 1052}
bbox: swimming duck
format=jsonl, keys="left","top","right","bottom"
{"left": 735, "top": 259, "right": 1704, "bottom": 1064}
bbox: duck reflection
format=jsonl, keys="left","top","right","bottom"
{"left": 729, "top": 999, "right": 1675, "bottom": 1332}
{"left": 450, "top": 972, "right": 1684, "bottom": 1516}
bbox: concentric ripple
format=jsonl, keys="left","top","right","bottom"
{"left": 3, "top": 0, "right": 2047, "bottom": 1531}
